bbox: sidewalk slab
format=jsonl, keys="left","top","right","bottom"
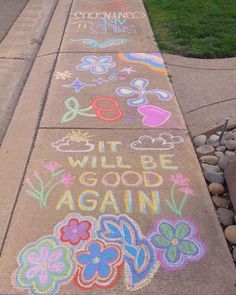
{"left": 0, "top": 58, "right": 29, "bottom": 143}
{"left": 41, "top": 52, "right": 185, "bottom": 130}
{"left": 60, "top": 0, "right": 157, "bottom": 53}
{"left": 163, "top": 54, "right": 236, "bottom": 136}
{"left": 0, "top": 128, "right": 235, "bottom": 295}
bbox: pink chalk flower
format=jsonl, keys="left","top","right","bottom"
{"left": 24, "top": 177, "right": 30, "bottom": 185}
{"left": 61, "top": 172, "right": 75, "bottom": 188}
{"left": 179, "top": 186, "right": 195, "bottom": 196}
{"left": 44, "top": 161, "right": 61, "bottom": 172}
{"left": 169, "top": 173, "right": 189, "bottom": 186}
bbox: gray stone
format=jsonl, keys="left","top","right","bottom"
{"left": 227, "top": 122, "right": 236, "bottom": 130}
{"left": 218, "top": 156, "right": 229, "bottom": 170}
{"left": 225, "top": 140, "right": 236, "bottom": 151}
{"left": 232, "top": 128, "right": 236, "bottom": 133}
{"left": 222, "top": 132, "right": 234, "bottom": 141}
{"left": 208, "top": 183, "right": 225, "bottom": 195}
{"left": 233, "top": 248, "right": 236, "bottom": 262}
{"left": 225, "top": 225, "right": 236, "bottom": 244}
{"left": 225, "top": 156, "right": 236, "bottom": 212}
{"left": 212, "top": 196, "right": 230, "bottom": 208}
{"left": 225, "top": 151, "right": 236, "bottom": 158}
{"left": 203, "top": 171, "right": 225, "bottom": 184}
{"left": 193, "top": 135, "right": 207, "bottom": 147}
{"left": 210, "top": 134, "right": 220, "bottom": 141}
{"left": 207, "top": 139, "right": 220, "bottom": 147}
{"left": 215, "top": 151, "right": 224, "bottom": 158}
{"left": 201, "top": 164, "right": 220, "bottom": 173}
{"left": 196, "top": 145, "right": 214, "bottom": 155}
{"left": 216, "top": 146, "right": 226, "bottom": 152}
{"left": 200, "top": 155, "right": 219, "bottom": 165}
{"left": 217, "top": 208, "right": 234, "bottom": 226}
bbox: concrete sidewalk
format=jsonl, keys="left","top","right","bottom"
{"left": 164, "top": 54, "right": 236, "bottom": 137}
{"left": 0, "top": 0, "right": 235, "bottom": 294}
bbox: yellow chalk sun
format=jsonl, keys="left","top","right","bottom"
{"left": 67, "top": 131, "right": 93, "bottom": 140}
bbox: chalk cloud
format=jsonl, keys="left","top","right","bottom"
{"left": 51, "top": 136, "right": 95, "bottom": 153}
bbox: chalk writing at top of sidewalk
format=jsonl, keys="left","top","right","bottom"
{"left": 74, "top": 11, "right": 146, "bottom": 20}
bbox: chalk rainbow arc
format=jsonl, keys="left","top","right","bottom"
{"left": 118, "top": 53, "right": 167, "bottom": 73}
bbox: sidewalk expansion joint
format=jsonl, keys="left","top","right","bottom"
{"left": 185, "top": 97, "right": 236, "bottom": 114}
{"left": 39, "top": 126, "right": 189, "bottom": 131}
{"left": 165, "top": 62, "right": 236, "bottom": 71}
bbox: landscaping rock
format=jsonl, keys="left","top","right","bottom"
{"left": 212, "top": 196, "right": 230, "bottom": 208}
{"left": 210, "top": 134, "right": 220, "bottom": 141}
{"left": 217, "top": 208, "right": 234, "bottom": 226}
{"left": 233, "top": 248, "right": 236, "bottom": 262}
{"left": 218, "top": 156, "right": 229, "bottom": 170}
{"left": 222, "top": 132, "right": 234, "bottom": 141}
{"left": 200, "top": 155, "right": 218, "bottom": 165}
{"left": 207, "top": 139, "right": 220, "bottom": 147}
{"left": 225, "top": 225, "right": 236, "bottom": 244}
{"left": 225, "top": 156, "right": 236, "bottom": 212}
{"left": 208, "top": 183, "right": 225, "bottom": 196}
{"left": 203, "top": 171, "right": 225, "bottom": 184}
{"left": 216, "top": 146, "right": 226, "bottom": 152}
{"left": 232, "top": 128, "right": 236, "bottom": 133}
{"left": 225, "top": 151, "right": 236, "bottom": 158}
{"left": 201, "top": 164, "right": 220, "bottom": 173}
{"left": 227, "top": 122, "right": 236, "bottom": 130}
{"left": 193, "top": 135, "right": 207, "bottom": 147}
{"left": 196, "top": 145, "right": 214, "bottom": 155}
{"left": 225, "top": 140, "right": 236, "bottom": 151}
{"left": 215, "top": 152, "right": 224, "bottom": 158}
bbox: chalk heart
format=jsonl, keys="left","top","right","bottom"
{"left": 138, "top": 105, "right": 171, "bottom": 127}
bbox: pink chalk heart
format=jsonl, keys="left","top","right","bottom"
{"left": 138, "top": 105, "right": 171, "bottom": 127}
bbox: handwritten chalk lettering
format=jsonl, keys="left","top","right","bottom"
{"left": 78, "top": 171, "right": 163, "bottom": 188}
{"left": 74, "top": 11, "right": 146, "bottom": 20}
{"left": 67, "top": 154, "right": 178, "bottom": 170}
{"left": 141, "top": 155, "right": 178, "bottom": 170}
{"left": 55, "top": 189, "right": 161, "bottom": 214}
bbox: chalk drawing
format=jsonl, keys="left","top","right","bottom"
{"left": 130, "top": 133, "right": 184, "bottom": 151}
{"left": 92, "top": 77, "right": 109, "bottom": 84}
{"left": 55, "top": 71, "right": 72, "bottom": 80}
{"left": 118, "top": 53, "right": 167, "bottom": 73}
{"left": 92, "top": 97, "right": 123, "bottom": 121}
{"left": 13, "top": 214, "right": 206, "bottom": 294}
{"left": 61, "top": 97, "right": 96, "bottom": 124}
{"left": 51, "top": 131, "right": 95, "bottom": 153}
{"left": 61, "top": 97, "right": 123, "bottom": 123}
{"left": 137, "top": 105, "right": 171, "bottom": 127}
{"left": 165, "top": 173, "right": 195, "bottom": 216}
{"left": 74, "top": 11, "right": 146, "bottom": 20}
{"left": 24, "top": 162, "right": 75, "bottom": 208}
{"left": 116, "top": 78, "right": 172, "bottom": 106}
{"left": 76, "top": 55, "right": 116, "bottom": 75}
{"left": 70, "top": 38, "right": 129, "bottom": 48}
{"left": 62, "top": 78, "right": 96, "bottom": 93}
{"left": 120, "top": 66, "right": 136, "bottom": 74}
{"left": 149, "top": 219, "right": 206, "bottom": 271}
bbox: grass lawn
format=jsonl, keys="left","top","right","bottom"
{"left": 143, "top": 0, "right": 236, "bottom": 58}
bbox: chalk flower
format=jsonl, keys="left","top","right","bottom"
{"left": 179, "top": 186, "right": 195, "bottom": 196}
{"left": 61, "top": 172, "right": 75, "bottom": 188}
{"left": 44, "top": 162, "right": 61, "bottom": 172}
{"left": 74, "top": 239, "right": 123, "bottom": 289}
{"left": 76, "top": 56, "right": 116, "bottom": 75}
{"left": 116, "top": 78, "right": 171, "bottom": 106}
{"left": 169, "top": 173, "right": 189, "bottom": 186}
{"left": 150, "top": 220, "right": 206, "bottom": 271}
{"left": 60, "top": 218, "right": 92, "bottom": 246}
{"left": 15, "top": 237, "right": 75, "bottom": 294}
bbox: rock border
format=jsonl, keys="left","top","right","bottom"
{"left": 193, "top": 121, "right": 236, "bottom": 264}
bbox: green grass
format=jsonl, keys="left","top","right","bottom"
{"left": 143, "top": 0, "right": 236, "bottom": 58}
